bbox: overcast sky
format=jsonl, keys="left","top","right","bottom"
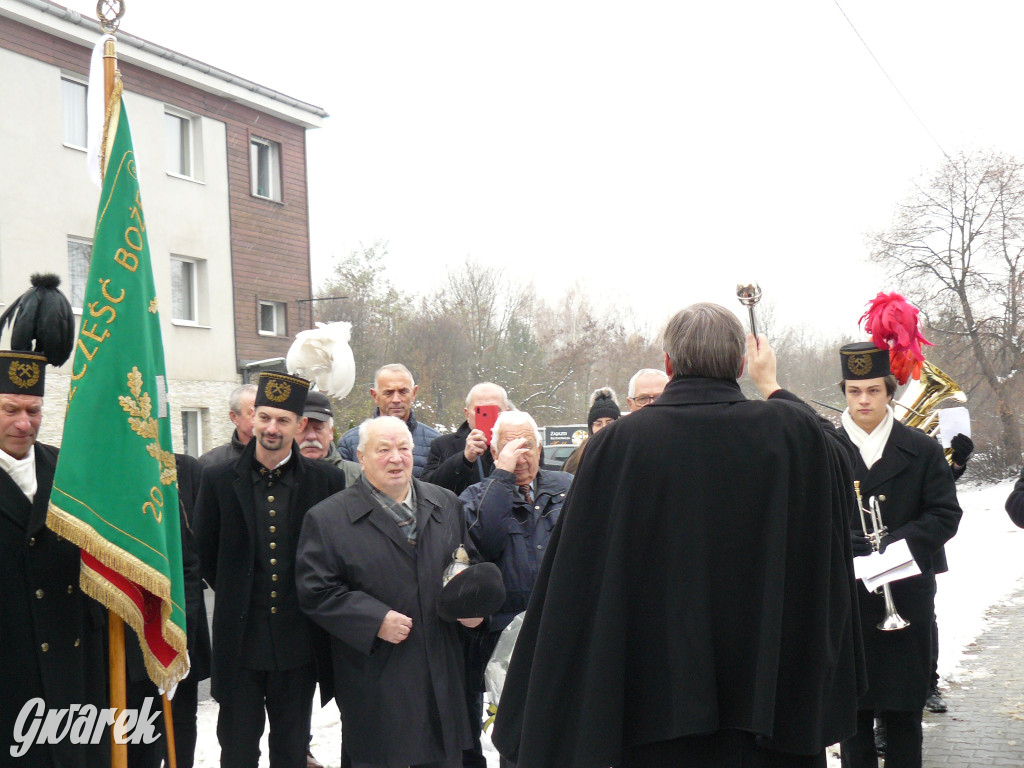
{"left": 59, "top": 1, "right": 1024, "bottom": 338}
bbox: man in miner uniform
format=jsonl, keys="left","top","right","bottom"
{"left": 197, "top": 371, "right": 346, "bottom": 768}
{"left": 0, "top": 350, "right": 109, "bottom": 766}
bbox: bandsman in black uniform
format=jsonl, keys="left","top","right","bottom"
{"left": 837, "top": 341, "right": 962, "bottom": 768}
{"left": 197, "top": 372, "right": 345, "bottom": 768}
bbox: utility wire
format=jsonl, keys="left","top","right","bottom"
{"left": 833, "top": 0, "right": 953, "bottom": 167}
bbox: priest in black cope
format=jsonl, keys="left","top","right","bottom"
{"left": 493, "top": 302, "right": 865, "bottom": 768}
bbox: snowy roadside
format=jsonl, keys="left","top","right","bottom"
{"left": 192, "top": 480, "right": 1024, "bottom": 767}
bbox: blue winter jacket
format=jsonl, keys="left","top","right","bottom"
{"left": 460, "top": 467, "right": 572, "bottom": 633}
{"left": 336, "top": 409, "right": 439, "bottom": 478}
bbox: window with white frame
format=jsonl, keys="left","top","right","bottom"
{"left": 165, "top": 111, "right": 192, "bottom": 177}
{"left": 170, "top": 256, "right": 198, "bottom": 323}
{"left": 181, "top": 409, "right": 203, "bottom": 458}
{"left": 259, "top": 300, "right": 286, "bottom": 336}
{"left": 250, "top": 136, "right": 282, "bottom": 201}
{"left": 62, "top": 76, "right": 87, "bottom": 148}
{"left": 67, "top": 237, "right": 92, "bottom": 309}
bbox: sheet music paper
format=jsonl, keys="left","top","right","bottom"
{"left": 853, "top": 538, "right": 922, "bottom": 590}
{"left": 938, "top": 407, "right": 971, "bottom": 448}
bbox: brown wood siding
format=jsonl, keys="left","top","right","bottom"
{"left": 1, "top": 13, "right": 315, "bottom": 370}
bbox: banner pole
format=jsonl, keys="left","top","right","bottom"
{"left": 108, "top": 612, "right": 128, "bottom": 768}
{"left": 101, "top": 31, "right": 128, "bottom": 768}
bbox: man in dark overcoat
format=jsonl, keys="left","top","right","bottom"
{"left": 421, "top": 381, "right": 510, "bottom": 496}
{"left": 836, "top": 342, "right": 961, "bottom": 768}
{"left": 493, "top": 303, "right": 866, "bottom": 768}
{"left": 196, "top": 372, "right": 345, "bottom": 768}
{"left": 297, "top": 415, "right": 484, "bottom": 768}
{"left": 0, "top": 350, "right": 108, "bottom": 768}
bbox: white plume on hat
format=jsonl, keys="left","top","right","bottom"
{"left": 286, "top": 321, "right": 356, "bottom": 399}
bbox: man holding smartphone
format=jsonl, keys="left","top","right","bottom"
{"left": 422, "top": 382, "right": 512, "bottom": 495}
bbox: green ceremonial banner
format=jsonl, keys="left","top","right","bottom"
{"left": 48, "top": 84, "right": 187, "bottom": 690}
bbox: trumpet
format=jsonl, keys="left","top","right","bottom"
{"left": 853, "top": 481, "right": 910, "bottom": 631}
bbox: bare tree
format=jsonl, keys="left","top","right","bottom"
{"left": 872, "top": 151, "right": 1024, "bottom": 467}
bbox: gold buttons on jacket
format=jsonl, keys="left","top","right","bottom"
{"left": 35, "top": 589, "right": 44, "bottom": 599}
{"left": 268, "top": 496, "right": 275, "bottom": 503}
{"left": 270, "top": 591, "right": 277, "bottom": 599}
{"left": 269, "top": 510, "right": 277, "bottom": 517}
{"left": 269, "top": 526, "right": 276, "bottom": 533}
{"left": 270, "top": 607, "right": 277, "bottom": 614}
{"left": 74, "top": 638, "right": 80, "bottom": 647}
{"left": 269, "top": 542, "right": 277, "bottom": 550}
{"left": 270, "top": 558, "right": 277, "bottom": 566}
{"left": 28, "top": 537, "right": 36, "bottom": 546}
{"left": 67, "top": 585, "right": 74, "bottom": 594}
{"left": 272, "top": 574, "right": 278, "bottom": 582}
{"left": 41, "top": 643, "right": 49, "bottom": 652}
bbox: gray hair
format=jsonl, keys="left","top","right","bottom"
{"left": 492, "top": 410, "right": 542, "bottom": 447}
{"left": 356, "top": 415, "right": 413, "bottom": 454}
{"left": 373, "top": 363, "right": 415, "bottom": 389}
{"left": 627, "top": 368, "right": 669, "bottom": 398}
{"left": 465, "top": 381, "right": 513, "bottom": 410}
{"left": 229, "top": 383, "right": 257, "bottom": 414}
{"left": 662, "top": 303, "right": 745, "bottom": 380}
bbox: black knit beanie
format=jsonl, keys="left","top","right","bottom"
{"left": 587, "top": 387, "right": 621, "bottom": 434}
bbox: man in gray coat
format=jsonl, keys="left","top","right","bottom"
{"left": 297, "top": 415, "right": 483, "bottom": 768}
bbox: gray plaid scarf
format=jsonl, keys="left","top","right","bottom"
{"left": 362, "top": 474, "right": 418, "bottom": 545}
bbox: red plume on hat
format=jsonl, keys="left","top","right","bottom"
{"left": 859, "top": 291, "right": 933, "bottom": 385}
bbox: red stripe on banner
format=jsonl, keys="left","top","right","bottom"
{"left": 81, "top": 551, "right": 180, "bottom": 672}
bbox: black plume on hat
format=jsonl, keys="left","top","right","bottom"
{"left": 0, "top": 273, "right": 75, "bottom": 367}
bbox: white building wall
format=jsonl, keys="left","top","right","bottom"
{"left": 0, "top": 46, "right": 242, "bottom": 454}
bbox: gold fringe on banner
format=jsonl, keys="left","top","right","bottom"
{"left": 47, "top": 502, "right": 189, "bottom": 691}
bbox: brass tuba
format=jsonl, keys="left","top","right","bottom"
{"left": 891, "top": 361, "right": 967, "bottom": 464}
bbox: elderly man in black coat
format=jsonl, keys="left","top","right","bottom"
{"left": 835, "top": 342, "right": 961, "bottom": 768}
{"left": 493, "top": 303, "right": 866, "bottom": 768}
{"left": 297, "top": 415, "right": 486, "bottom": 768}
{"left": 0, "top": 350, "right": 108, "bottom": 768}
{"left": 197, "top": 372, "right": 345, "bottom": 768}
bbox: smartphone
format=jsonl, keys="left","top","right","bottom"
{"left": 475, "top": 405, "right": 499, "bottom": 445}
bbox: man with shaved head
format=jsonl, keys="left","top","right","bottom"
{"left": 337, "top": 364, "right": 439, "bottom": 478}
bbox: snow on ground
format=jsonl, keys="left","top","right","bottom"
{"left": 193, "top": 480, "right": 1024, "bottom": 767}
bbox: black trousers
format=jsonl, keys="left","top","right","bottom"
{"left": 172, "top": 672, "right": 201, "bottom": 768}
{"left": 621, "top": 730, "right": 826, "bottom": 768}
{"left": 841, "top": 709, "right": 922, "bottom": 768}
{"left": 216, "top": 663, "right": 316, "bottom": 768}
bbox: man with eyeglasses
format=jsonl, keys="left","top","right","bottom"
{"left": 626, "top": 368, "right": 669, "bottom": 412}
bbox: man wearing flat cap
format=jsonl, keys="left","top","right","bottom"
{"left": 835, "top": 340, "right": 961, "bottom": 768}
{"left": 299, "top": 389, "right": 362, "bottom": 487}
{"left": 197, "top": 371, "right": 346, "bottom": 768}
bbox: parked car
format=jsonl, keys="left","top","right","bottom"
{"left": 542, "top": 444, "right": 577, "bottom": 471}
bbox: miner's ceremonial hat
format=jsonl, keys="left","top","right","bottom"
{"left": 0, "top": 351, "right": 47, "bottom": 396}
{"left": 0, "top": 273, "right": 75, "bottom": 397}
{"left": 840, "top": 341, "right": 891, "bottom": 381}
{"left": 255, "top": 371, "right": 310, "bottom": 416}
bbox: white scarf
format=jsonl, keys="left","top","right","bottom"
{"left": 0, "top": 445, "right": 37, "bottom": 502}
{"left": 841, "top": 404, "right": 894, "bottom": 469}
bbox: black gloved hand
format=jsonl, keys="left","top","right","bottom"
{"left": 951, "top": 433, "right": 974, "bottom": 466}
{"left": 851, "top": 532, "right": 872, "bottom": 556}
